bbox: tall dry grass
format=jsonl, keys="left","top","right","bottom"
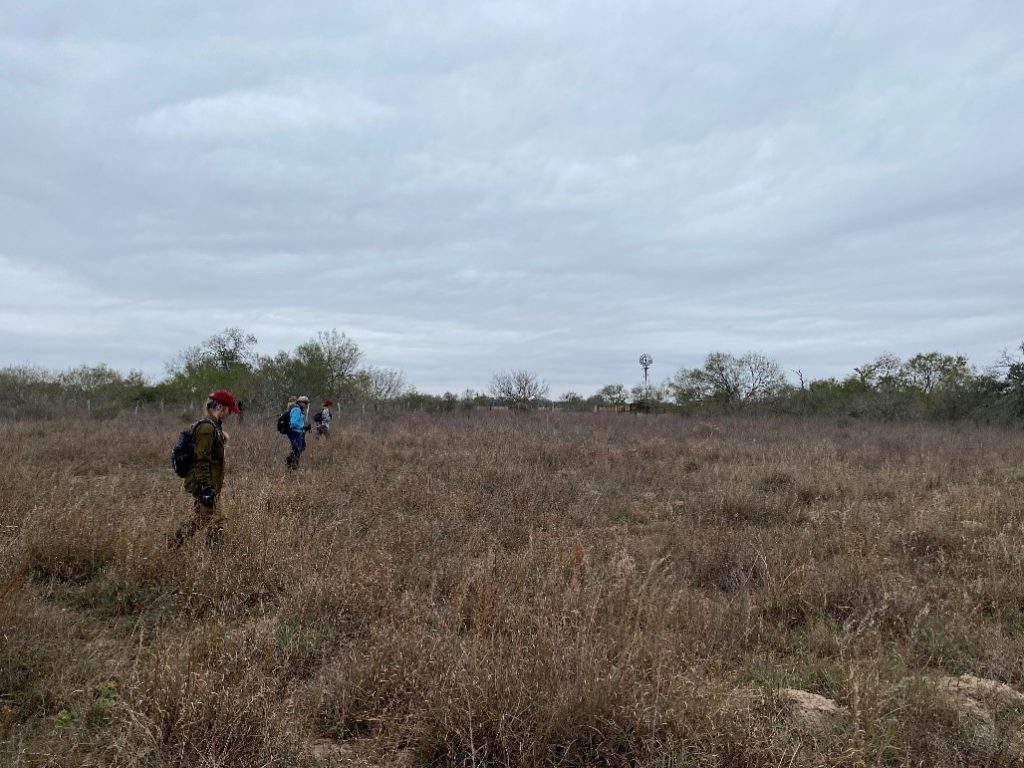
{"left": 2, "top": 411, "right": 1024, "bottom": 766}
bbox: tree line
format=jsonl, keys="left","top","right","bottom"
{"left": 556, "top": 347, "right": 1024, "bottom": 423}
{"left": 0, "top": 329, "right": 406, "bottom": 418}
{"left": 1, "top": 329, "right": 1023, "bottom": 424}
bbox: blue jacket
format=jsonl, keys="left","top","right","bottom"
{"left": 289, "top": 404, "right": 305, "bottom": 431}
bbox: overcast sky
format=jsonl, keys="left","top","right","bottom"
{"left": 1, "top": 1, "right": 1021, "bottom": 395}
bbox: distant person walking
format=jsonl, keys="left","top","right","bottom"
{"left": 171, "top": 389, "right": 239, "bottom": 548}
{"left": 314, "top": 399, "right": 333, "bottom": 439}
{"left": 286, "top": 395, "right": 311, "bottom": 469}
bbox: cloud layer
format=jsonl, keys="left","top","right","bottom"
{"left": 2, "top": 1, "right": 1022, "bottom": 393}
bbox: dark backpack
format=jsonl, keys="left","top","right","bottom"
{"left": 276, "top": 411, "right": 291, "bottom": 435}
{"left": 171, "top": 419, "right": 213, "bottom": 478}
{"left": 313, "top": 410, "right": 323, "bottom": 424}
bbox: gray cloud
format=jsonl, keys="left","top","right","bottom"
{"left": 1, "top": 0, "right": 1022, "bottom": 394}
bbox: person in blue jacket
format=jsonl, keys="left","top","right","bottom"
{"left": 286, "top": 395, "right": 311, "bottom": 469}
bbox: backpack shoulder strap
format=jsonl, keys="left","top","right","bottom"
{"left": 191, "top": 418, "right": 221, "bottom": 445}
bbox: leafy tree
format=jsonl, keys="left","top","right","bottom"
{"left": 57, "top": 364, "right": 128, "bottom": 408}
{"left": 251, "top": 351, "right": 296, "bottom": 409}
{"left": 290, "top": 330, "right": 362, "bottom": 403}
{"left": 669, "top": 352, "right": 786, "bottom": 408}
{"left": 840, "top": 351, "right": 985, "bottom": 421}
{"left": 204, "top": 328, "right": 258, "bottom": 371}
{"left": 804, "top": 376, "right": 866, "bottom": 413}
{"left": 164, "top": 328, "right": 259, "bottom": 406}
{"left": 899, "top": 352, "right": 980, "bottom": 419}
{"left": 168, "top": 328, "right": 257, "bottom": 376}
{"left": 595, "top": 383, "right": 628, "bottom": 405}
{"left": 853, "top": 352, "right": 905, "bottom": 391}
{"left": 238, "top": 332, "right": 362, "bottom": 410}
{"left": 395, "top": 390, "right": 454, "bottom": 412}
{"left": 557, "top": 391, "right": 588, "bottom": 412}
{"left": 116, "top": 370, "right": 158, "bottom": 405}
{"left": 996, "top": 342, "right": 1024, "bottom": 418}
{"left": 900, "top": 352, "right": 972, "bottom": 394}
{"left": 0, "top": 365, "right": 61, "bottom": 411}
{"left": 630, "top": 383, "right": 668, "bottom": 404}
{"left": 67, "top": 368, "right": 154, "bottom": 408}
{"left": 463, "top": 389, "right": 493, "bottom": 409}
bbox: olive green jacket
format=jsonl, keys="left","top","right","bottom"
{"left": 183, "top": 412, "right": 225, "bottom": 495}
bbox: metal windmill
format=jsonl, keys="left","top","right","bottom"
{"left": 638, "top": 354, "right": 653, "bottom": 398}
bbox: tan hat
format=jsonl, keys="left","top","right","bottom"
{"left": 296, "top": 396, "right": 310, "bottom": 404}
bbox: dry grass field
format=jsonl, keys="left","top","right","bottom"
{"left": 3, "top": 411, "right": 1024, "bottom": 767}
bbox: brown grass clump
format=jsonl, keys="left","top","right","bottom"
{"left": 2, "top": 413, "right": 1024, "bottom": 766}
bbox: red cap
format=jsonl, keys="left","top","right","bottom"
{"left": 323, "top": 399, "right": 333, "bottom": 406}
{"left": 208, "top": 389, "right": 240, "bottom": 414}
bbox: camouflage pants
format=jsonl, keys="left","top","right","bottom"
{"left": 172, "top": 496, "right": 225, "bottom": 548}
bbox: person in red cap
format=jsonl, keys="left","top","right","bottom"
{"left": 170, "top": 388, "right": 239, "bottom": 548}
{"left": 314, "top": 399, "right": 333, "bottom": 439}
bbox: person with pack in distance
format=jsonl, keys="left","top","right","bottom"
{"left": 275, "top": 396, "right": 296, "bottom": 441}
{"left": 314, "top": 399, "right": 333, "bottom": 439}
{"left": 282, "top": 395, "right": 311, "bottom": 469}
{"left": 169, "top": 388, "right": 239, "bottom": 548}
